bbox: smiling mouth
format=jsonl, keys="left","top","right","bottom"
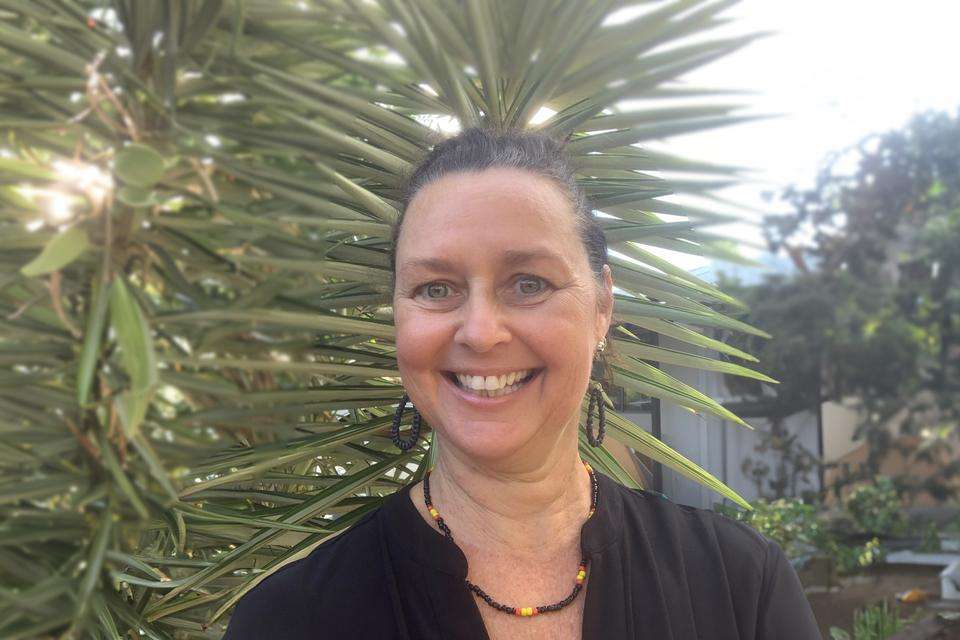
{"left": 443, "top": 368, "right": 543, "bottom": 398}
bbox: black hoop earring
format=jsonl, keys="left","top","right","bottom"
{"left": 391, "top": 394, "right": 422, "bottom": 451}
{"left": 585, "top": 384, "right": 606, "bottom": 447}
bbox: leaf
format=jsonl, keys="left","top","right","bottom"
{"left": 20, "top": 226, "right": 90, "bottom": 277}
{"left": 612, "top": 362, "right": 754, "bottom": 429}
{"left": 613, "top": 337, "right": 777, "bottom": 383}
{"left": 76, "top": 271, "right": 111, "bottom": 407}
{"left": 116, "top": 185, "right": 157, "bottom": 207}
{"left": 114, "top": 144, "right": 166, "bottom": 187}
{"left": 605, "top": 409, "right": 751, "bottom": 509}
{"left": 114, "top": 390, "right": 153, "bottom": 440}
{"left": 97, "top": 429, "right": 150, "bottom": 520}
{"left": 0, "top": 156, "right": 57, "bottom": 181}
{"left": 109, "top": 278, "right": 157, "bottom": 437}
{"left": 129, "top": 434, "right": 179, "bottom": 505}
{"left": 72, "top": 505, "right": 115, "bottom": 630}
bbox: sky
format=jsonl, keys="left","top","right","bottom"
{"left": 625, "top": 0, "right": 960, "bottom": 277}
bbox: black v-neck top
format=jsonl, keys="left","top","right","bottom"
{"left": 223, "top": 471, "right": 821, "bottom": 639}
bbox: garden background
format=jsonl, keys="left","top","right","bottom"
{"left": 1, "top": 1, "right": 958, "bottom": 638}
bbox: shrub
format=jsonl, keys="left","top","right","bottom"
{"left": 829, "top": 601, "right": 911, "bottom": 640}
{"left": 716, "top": 500, "right": 884, "bottom": 576}
{"left": 846, "top": 476, "right": 907, "bottom": 536}
{"left": 716, "top": 499, "right": 821, "bottom": 559}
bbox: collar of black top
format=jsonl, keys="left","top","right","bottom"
{"left": 380, "top": 469, "right": 625, "bottom": 578}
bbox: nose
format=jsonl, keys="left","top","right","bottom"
{"left": 454, "top": 291, "right": 511, "bottom": 353}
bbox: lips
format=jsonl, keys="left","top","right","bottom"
{"left": 445, "top": 369, "right": 541, "bottom": 398}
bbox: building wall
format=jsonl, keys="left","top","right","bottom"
{"left": 622, "top": 335, "right": 822, "bottom": 509}
{"left": 821, "top": 397, "right": 863, "bottom": 462}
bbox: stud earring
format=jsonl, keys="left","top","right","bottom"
{"left": 585, "top": 384, "right": 606, "bottom": 447}
{"left": 391, "top": 394, "right": 422, "bottom": 451}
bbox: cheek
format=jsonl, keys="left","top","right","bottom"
{"left": 394, "top": 304, "right": 448, "bottom": 377}
{"left": 523, "top": 299, "right": 595, "bottom": 381}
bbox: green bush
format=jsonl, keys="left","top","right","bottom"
{"left": 846, "top": 476, "right": 907, "bottom": 536}
{"left": 920, "top": 521, "right": 942, "bottom": 552}
{"left": 829, "top": 537, "right": 884, "bottom": 575}
{"left": 716, "top": 499, "right": 821, "bottom": 559}
{"left": 716, "top": 500, "right": 884, "bottom": 575}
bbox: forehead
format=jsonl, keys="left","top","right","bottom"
{"left": 398, "top": 168, "right": 583, "bottom": 261}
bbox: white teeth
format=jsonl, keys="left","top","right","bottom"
{"left": 452, "top": 369, "right": 536, "bottom": 397}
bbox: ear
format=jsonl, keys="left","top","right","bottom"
{"left": 595, "top": 264, "right": 614, "bottom": 343}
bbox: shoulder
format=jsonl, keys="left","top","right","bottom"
{"left": 612, "top": 483, "right": 819, "bottom": 636}
{"left": 614, "top": 482, "right": 770, "bottom": 577}
{"left": 223, "top": 505, "right": 392, "bottom": 639}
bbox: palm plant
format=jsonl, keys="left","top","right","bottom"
{"left": 0, "top": 1, "right": 774, "bottom": 637}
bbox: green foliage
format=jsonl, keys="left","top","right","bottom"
{"left": 945, "top": 513, "right": 960, "bottom": 536}
{"left": 717, "top": 498, "right": 822, "bottom": 559}
{"left": 20, "top": 226, "right": 91, "bottom": 276}
{"left": 829, "top": 536, "right": 885, "bottom": 575}
{"left": 0, "top": 1, "right": 768, "bottom": 637}
{"left": 846, "top": 476, "right": 907, "bottom": 536}
{"left": 723, "top": 109, "right": 960, "bottom": 504}
{"left": 717, "top": 499, "right": 884, "bottom": 575}
{"left": 829, "top": 601, "right": 912, "bottom": 640}
{"left": 920, "top": 521, "right": 943, "bottom": 552}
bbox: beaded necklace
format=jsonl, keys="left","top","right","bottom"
{"left": 422, "top": 460, "right": 599, "bottom": 618}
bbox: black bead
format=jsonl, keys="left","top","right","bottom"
{"left": 391, "top": 394, "right": 422, "bottom": 451}
{"left": 585, "top": 385, "right": 606, "bottom": 447}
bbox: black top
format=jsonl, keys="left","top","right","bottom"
{"left": 224, "top": 471, "right": 821, "bottom": 639}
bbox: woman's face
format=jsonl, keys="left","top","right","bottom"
{"left": 393, "top": 167, "right": 613, "bottom": 465}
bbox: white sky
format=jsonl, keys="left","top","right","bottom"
{"left": 632, "top": 0, "right": 960, "bottom": 274}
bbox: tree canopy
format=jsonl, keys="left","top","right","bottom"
{"left": 720, "top": 109, "right": 960, "bottom": 502}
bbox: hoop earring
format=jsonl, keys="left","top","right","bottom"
{"left": 585, "top": 384, "right": 606, "bottom": 447}
{"left": 391, "top": 394, "right": 422, "bottom": 451}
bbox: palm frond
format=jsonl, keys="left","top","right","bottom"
{"left": 0, "top": 1, "right": 766, "bottom": 636}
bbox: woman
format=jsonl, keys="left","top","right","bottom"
{"left": 224, "top": 128, "right": 822, "bottom": 639}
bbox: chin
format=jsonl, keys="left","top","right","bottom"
{"left": 435, "top": 418, "right": 535, "bottom": 462}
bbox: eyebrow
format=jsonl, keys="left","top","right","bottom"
{"left": 399, "top": 249, "right": 567, "bottom": 276}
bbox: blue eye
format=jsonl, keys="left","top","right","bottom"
{"left": 516, "top": 276, "right": 545, "bottom": 295}
{"left": 424, "top": 282, "right": 450, "bottom": 299}
{"left": 423, "top": 282, "right": 448, "bottom": 300}
{"left": 415, "top": 275, "right": 550, "bottom": 301}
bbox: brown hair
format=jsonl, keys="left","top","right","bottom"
{"left": 390, "top": 127, "right": 608, "bottom": 281}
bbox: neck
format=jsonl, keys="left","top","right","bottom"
{"left": 424, "top": 435, "right": 593, "bottom": 556}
